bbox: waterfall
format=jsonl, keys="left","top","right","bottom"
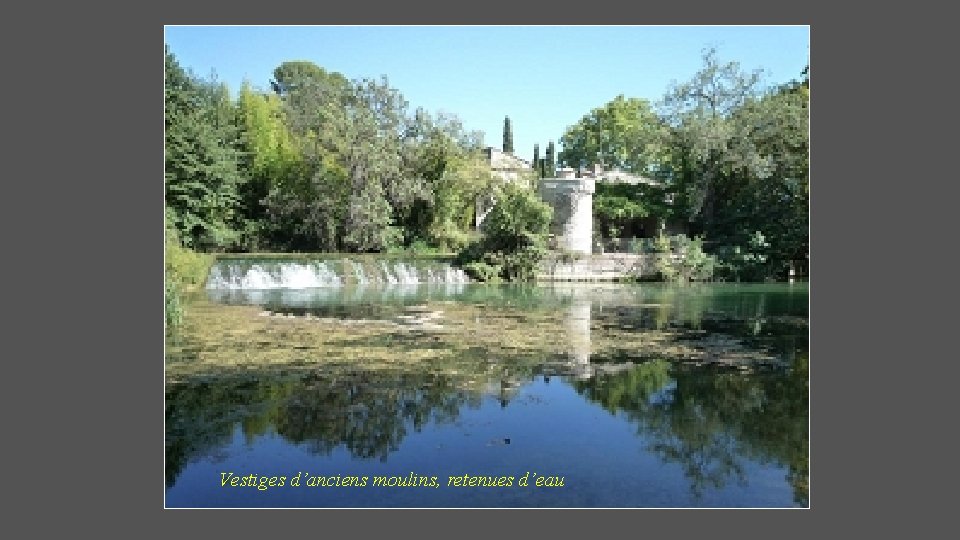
{"left": 206, "top": 258, "right": 469, "bottom": 290}
{"left": 349, "top": 260, "right": 368, "bottom": 285}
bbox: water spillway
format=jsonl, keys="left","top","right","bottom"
{"left": 205, "top": 257, "right": 470, "bottom": 290}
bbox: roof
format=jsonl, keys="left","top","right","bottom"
{"left": 483, "top": 147, "right": 531, "bottom": 170}
{"left": 598, "top": 169, "right": 662, "bottom": 187}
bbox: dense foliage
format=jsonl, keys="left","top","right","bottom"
{"left": 592, "top": 183, "right": 669, "bottom": 239}
{"left": 165, "top": 49, "right": 247, "bottom": 251}
{"left": 652, "top": 234, "right": 718, "bottom": 283}
{"left": 164, "top": 45, "right": 807, "bottom": 282}
{"left": 560, "top": 48, "right": 809, "bottom": 280}
{"left": 165, "top": 48, "right": 493, "bottom": 256}
{"left": 559, "top": 95, "right": 664, "bottom": 173}
{"left": 456, "top": 184, "right": 553, "bottom": 282}
{"left": 164, "top": 213, "right": 214, "bottom": 332}
{"left": 658, "top": 49, "right": 808, "bottom": 280}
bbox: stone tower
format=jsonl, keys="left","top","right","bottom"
{"left": 537, "top": 177, "right": 595, "bottom": 254}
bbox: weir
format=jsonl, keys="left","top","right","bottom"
{"left": 206, "top": 258, "right": 470, "bottom": 290}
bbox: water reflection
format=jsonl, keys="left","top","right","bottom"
{"left": 167, "top": 283, "right": 807, "bottom": 506}
{"left": 166, "top": 370, "right": 506, "bottom": 488}
{"left": 572, "top": 355, "right": 808, "bottom": 505}
{"left": 207, "top": 281, "right": 468, "bottom": 307}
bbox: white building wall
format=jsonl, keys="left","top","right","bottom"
{"left": 538, "top": 178, "right": 595, "bottom": 255}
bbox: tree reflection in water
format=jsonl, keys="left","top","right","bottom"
{"left": 165, "top": 370, "right": 488, "bottom": 487}
{"left": 572, "top": 355, "right": 808, "bottom": 505}
{"left": 167, "top": 282, "right": 807, "bottom": 505}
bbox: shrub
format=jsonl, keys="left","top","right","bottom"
{"left": 387, "top": 239, "right": 450, "bottom": 256}
{"left": 165, "top": 275, "right": 182, "bottom": 331}
{"left": 165, "top": 224, "right": 215, "bottom": 288}
{"left": 164, "top": 219, "right": 213, "bottom": 335}
{"left": 461, "top": 261, "right": 501, "bottom": 282}
{"left": 455, "top": 184, "right": 553, "bottom": 282}
{"left": 653, "top": 234, "right": 717, "bottom": 283}
{"left": 714, "top": 230, "right": 771, "bottom": 282}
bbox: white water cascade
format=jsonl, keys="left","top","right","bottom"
{"left": 206, "top": 258, "right": 470, "bottom": 290}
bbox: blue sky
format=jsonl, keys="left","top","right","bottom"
{"left": 165, "top": 26, "right": 809, "bottom": 161}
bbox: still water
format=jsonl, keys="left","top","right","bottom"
{"left": 165, "top": 282, "right": 808, "bottom": 507}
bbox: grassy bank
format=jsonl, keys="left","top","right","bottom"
{"left": 165, "top": 234, "right": 216, "bottom": 331}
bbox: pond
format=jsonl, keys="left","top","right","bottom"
{"left": 165, "top": 281, "right": 808, "bottom": 508}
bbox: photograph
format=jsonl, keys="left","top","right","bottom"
{"left": 164, "top": 25, "right": 810, "bottom": 508}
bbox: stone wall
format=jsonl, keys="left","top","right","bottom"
{"left": 538, "top": 177, "right": 595, "bottom": 254}
{"left": 536, "top": 253, "right": 656, "bottom": 281}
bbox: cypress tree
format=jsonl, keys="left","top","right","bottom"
{"left": 532, "top": 144, "right": 540, "bottom": 176}
{"left": 502, "top": 116, "right": 514, "bottom": 153}
{"left": 545, "top": 141, "right": 556, "bottom": 178}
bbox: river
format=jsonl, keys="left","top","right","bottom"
{"left": 165, "top": 279, "right": 808, "bottom": 507}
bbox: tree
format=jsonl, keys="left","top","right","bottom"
{"left": 545, "top": 141, "right": 556, "bottom": 178}
{"left": 326, "top": 77, "right": 409, "bottom": 252}
{"left": 261, "top": 58, "right": 500, "bottom": 253}
{"left": 164, "top": 47, "right": 247, "bottom": 251}
{"left": 502, "top": 116, "right": 514, "bottom": 153}
{"left": 456, "top": 184, "right": 553, "bottom": 281}
{"left": 559, "top": 95, "right": 664, "bottom": 173}
{"left": 658, "top": 47, "right": 764, "bottom": 225}
{"left": 270, "top": 60, "right": 349, "bottom": 97}
{"left": 266, "top": 67, "right": 417, "bottom": 252}
{"left": 261, "top": 61, "right": 354, "bottom": 251}
{"left": 428, "top": 153, "right": 497, "bottom": 251}
{"left": 592, "top": 184, "right": 650, "bottom": 238}
{"left": 399, "top": 108, "right": 490, "bottom": 250}
{"left": 532, "top": 144, "right": 540, "bottom": 177}
{"left": 712, "top": 77, "right": 809, "bottom": 278}
{"left": 656, "top": 53, "right": 808, "bottom": 280}
{"left": 236, "top": 83, "right": 304, "bottom": 249}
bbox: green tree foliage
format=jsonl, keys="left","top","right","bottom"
{"left": 457, "top": 184, "right": 553, "bottom": 281}
{"left": 663, "top": 55, "right": 809, "bottom": 279}
{"left": 256, "top": 60, "right": 491, "bottom": 254}
{"left": 165, "top": 47, "right": 248, "bottom": 251}
{"left": 428, "top": 152, "right": 496, "bottom": 251}
{"left": 263, "top": 68, "right": 411, "bottom": 252}
{"left": 653, "top": 234, "right": 717, "bottom": 282}
{"left": 236, "top": 83, "right": 304, "bottom": 249}
{"left": 658, "top": 47, "right": 764, "bottom": 225}
{"left": 502, "top": 116, "right": 514, "bottom": 153}
{"left": 270, "top": 60, "right": 350, "bottom": 96}
{"left": 713, "top": 80, "right": 809, "bottom": 278}
{"left": 545, "top": 141, "right": 556, "bottom": 178}
{"left": 337, "top": 78, "right": 409, "bottom": 252}
{"left": 260, "top": 61, "right": 356, "bottom": 251}
{"left": 593, "top": 183, "right": 674, "bottom": 239}
{"left": 532, "top": 144, "right": 540, "bottom": 177}
{"left": 715, "top": 231, "right": 770, "bottom": 282}
{"left": 559, "top": 95, "right": 664, "bottom": 173}
{"left": 397, "top": 109, "right": 485, "bottom": 248}
{"left": 164, "top": 46, "right": 806, "bottom": 282}
{"left": 562, "top": 49, "right": 807, "bottom": 281}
